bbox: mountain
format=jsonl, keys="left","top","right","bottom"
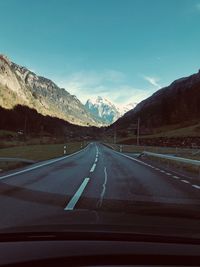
{"left": 0, "top": 54, "right": 101, "bottom": 127}
{"left": 85, "top": 96, "right": 135, "bottom": 125}
{"left": 85, "top": 96, "right": 120, "bottom": 125}
{"left": 113, "top": 70, "right": 200, "bottom": 132}
{"left": 118, "top": 102, "right": 137, "bottom": 116}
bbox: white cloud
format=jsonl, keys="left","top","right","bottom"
{"left": 57, "top": 69, "right": 126, "bottom": 103}
{"left": 143, "top": 75, "right": 161, "bottom": 89}
{"left": 110, "top": 85, "right": 154, "bottom": 106}
{"left": 57, "top": 70, "right": 156, "bottom": 106}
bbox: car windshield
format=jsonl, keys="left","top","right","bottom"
{"left": 0, "top": 0, "right": 200, "bottom": 240}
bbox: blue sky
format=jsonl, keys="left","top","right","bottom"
{"left": 1, "top": 0, "right": 200, "bottom": 106}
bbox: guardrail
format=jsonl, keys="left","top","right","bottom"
{"left": 140, "top": 151, "right": 200, "bottom": 178}
{"left": 104, "top": 142, "right": 200, "bottom": 158}
{"left": 141, "top": 151, "right": 200, "bottom": 166}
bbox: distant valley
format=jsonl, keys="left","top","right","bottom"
{"left": 1, "top": 54, "right": 200, "bottom": 143}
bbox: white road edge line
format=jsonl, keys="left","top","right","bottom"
{"left": 111, "top": 149, "right": 149, "bottom": 166}
{"left": 64, "top": 178, "right": 90, "bottom": 210}
{"left": 110, "top": 149, "right": 177, "bottom": 177}
{"left": 108, "top": 147, "right": 188, "bottom": 182}
{"left": 90, "top": 163, "right": 96, "bottom": 172}
{"left": 0, "top": 145, "right": 88, "bottom": 180}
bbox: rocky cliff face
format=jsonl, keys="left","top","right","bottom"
{"left": 114, "top": 70, "right": 200, "bottom": 130}
{"left": 0, "top": 55, "right": 101, "bottom": 126}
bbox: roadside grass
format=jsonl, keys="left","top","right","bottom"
{"left": 0, "top": 130, "right": 16, "bottom": 138}
{"left": 0, "top": 162, "right": 26, "bottom": 173}
{"left": 0, "top": 142, "right": 84, "bottom": 162}
{"left": 0, "top": 134, "right": 69, "bottom": 149}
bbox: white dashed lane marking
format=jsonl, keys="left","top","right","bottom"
{"left": 64, "top": 178, "right": 90, "bottom": 211}
{"left": 172, "top": 175, "right": 179, "bottom": 179}
{"left": 192, "top": 184, "right": 200, "bottom": 189}
{"left": 90, "top": 163, "right": 96, "bottom": 173}
{"left": 181, "top": 179, "right": 190, "bottom": 184}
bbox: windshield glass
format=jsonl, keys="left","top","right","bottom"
{"left": 0, "top": 0, "right": 200, "bottom": 240}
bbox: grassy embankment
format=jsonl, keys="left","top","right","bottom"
{"left": 0, "top": 130, "right": 85, "bottom": 172}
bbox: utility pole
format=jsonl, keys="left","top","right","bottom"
{"left": 114, "top": 130, "right": 116, "bottom": 144}
{"left": 137, "top": 117, "right": 140, "bottom": 146}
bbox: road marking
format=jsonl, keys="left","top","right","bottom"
{"left": 64, "top": 178, "right": 90, "bottom": 211}
{"left": 97, "top": 167, "right": 108, "bottom": 208}
{"left": 105, "top": 147, "right": 177, "bottom": 182}
{"left": 165, "top": 172, "right": 172, "bottom": 176}
{"left": 0, "top": 145, "right": 89, "bottom": 180}
{"left": 95, "top": 158, "right": 98, "bottom": 163}
{"left": 90, "top": 163, "right": 96, "bottom": 172}
{"left": 181, "top": 179, "right": 190, "bottom": 184}
{"left": 173, "top": 175, "right": 179, "bottom": 179}
{"left": 192, "top": 184, "right": 200, "bottom": 189}
{"left": 112, "top": 149, "right": 149, "bottom": 167}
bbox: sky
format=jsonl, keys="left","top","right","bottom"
{"left": 0, "top": 0, "right": 200, "bottom": 106}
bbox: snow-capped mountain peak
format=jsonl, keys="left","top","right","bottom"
{"left": 85, "top": 96, "right": 136, "bottom": 125}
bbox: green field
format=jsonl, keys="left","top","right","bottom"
{"left": 0, "top": 142, "right": 85, "bottom": 172}
{"left": 0, "top": 142, "right": 84, "bottom": 161}
{"left": 115, "top": 123, "right": 200, "bottom": 144}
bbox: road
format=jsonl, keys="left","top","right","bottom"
{"left": 0, "top": 142, "right": 199, "bottom": 230}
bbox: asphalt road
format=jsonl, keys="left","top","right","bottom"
{"left": 0, "top": 142, "right": 200, "bottom": 230}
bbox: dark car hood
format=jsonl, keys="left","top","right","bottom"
{"left": 0, "top": 208, "right": 200, "bottom": 241}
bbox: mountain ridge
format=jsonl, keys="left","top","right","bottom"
{"left": 0, "top": 54, "right": 102, "bottom": 127}
{"left": 113, "top": 69, "right": 200, "bottom": 133}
